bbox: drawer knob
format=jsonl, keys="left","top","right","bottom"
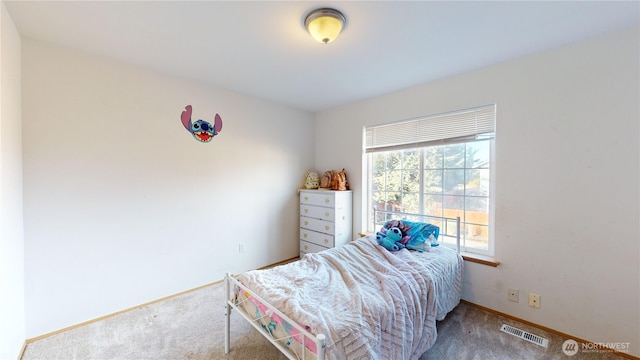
{"left": 325, "top": 198, "right": 330, "bottom": 203}
{"left": 325, "top": 212, "right": 330, "bottom": 217}
{"left": 325, "top": 225, "right": 330, "bottom": 230}
{"left": 304, "top": 221, "right": 309, "bottom": 226}
{"left": 304, "top": 245, "right": 308, "bottom": 250}
{"left": 324, "top": 239, "right": 329, "bottom": 244}
{"left": 303, "top": 233, "right": 307, "bottom": 238}
{"left": 304, "top": 196, "right": 309, "bottom": 201}
{"left": 304, "top": 209, "right": 308, "bottom": 213}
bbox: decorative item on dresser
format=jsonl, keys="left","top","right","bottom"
{"left": 299, "top": 189, "right": 352, "bottom": 258}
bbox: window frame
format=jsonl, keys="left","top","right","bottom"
{"left": 363, "top": 105, "right": 496, "bottom": 256}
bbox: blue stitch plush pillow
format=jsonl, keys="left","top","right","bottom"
{"left": 402, "top": 220, "right": 440, "bottom": 252}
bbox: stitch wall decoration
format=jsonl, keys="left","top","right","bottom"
{"left": 180, "top": 105, "right": 222, "bottom": 143}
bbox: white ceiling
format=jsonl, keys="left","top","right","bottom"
{"left": 5, "top": 1, "right": 639, "bottom": 112}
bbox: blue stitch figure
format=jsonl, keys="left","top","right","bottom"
{"left": 180, "top": 105, "right": 222, "bottom": 143}
{"left": 376, "top": 227, "right": 405, "bottom": 251}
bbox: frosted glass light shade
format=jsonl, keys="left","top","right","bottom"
{"left": 305, "top": 8, "right": 345, "bottom": 44}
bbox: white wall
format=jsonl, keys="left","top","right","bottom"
{"left": 22, "top": 39, "right": 315, "bottom": 337}
{"left": 315, "top": 27, "right": 640, "bottom": 357}
{"left": 0, "top": 1, "right": 25, "bottom": 358}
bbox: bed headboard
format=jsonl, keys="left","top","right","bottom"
{"left": 372, "top": 209, "right": 461, "bottom": 253}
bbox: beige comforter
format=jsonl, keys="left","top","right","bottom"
{"left": 237, "top": 235, "right": 464, "bottom": 360}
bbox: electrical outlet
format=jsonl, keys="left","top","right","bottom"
{"left": 508, "top": 288, "right": 519, "bottom": 302}
{"left": 238, "top": 243, "right": 245, "bottom": 253}
{"left": 529, "top": 293, "right": 541, "bottom": 308}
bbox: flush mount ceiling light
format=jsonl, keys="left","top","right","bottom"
{"left": 304, "top": 8, "right": 346, "bottom": 44}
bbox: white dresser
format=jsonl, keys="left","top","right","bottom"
{"left": 299, "top": 189, "right": 352, "bottom": 257}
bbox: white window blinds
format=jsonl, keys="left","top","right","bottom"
{"left": 364, "top": 104, "right": 496, "bottom": 153}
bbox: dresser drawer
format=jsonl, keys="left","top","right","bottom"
{"left": 300, "top": 204, "right": 334, "bottom": 221}
{"left": 300, "top": 228, "right": 334, "bottom": 248}
{"left": 300, "top": 216, "right": 334, "bottom": 235}
{"left": 300, "top": 240, "right": 329, "bottom": 254}
{"left": 300, "top": 191, "right": 334, "bottom": 207}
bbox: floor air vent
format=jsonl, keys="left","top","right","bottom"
{"left": 500, "top": 324, "right": 549, "bottom": 348}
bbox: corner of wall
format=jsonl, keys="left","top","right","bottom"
{"left": 0, "top": 2, "right": 26, "bottom": 359}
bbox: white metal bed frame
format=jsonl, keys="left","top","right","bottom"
{"left": 225, "top": 272, "right": 326, "bottom": 360}
{"left": 224, "top": 211, "right": 460, "bottom": 360}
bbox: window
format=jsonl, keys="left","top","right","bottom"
{"left": 364, "top": 105, "right": 496, "bottom": 255}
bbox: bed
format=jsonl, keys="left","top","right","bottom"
{"left": 224, "top": 214, "right": 464, "bottom": 360}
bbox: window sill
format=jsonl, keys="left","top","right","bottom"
{"left": 461, "top": 252, "right": 500, "bottom": 267}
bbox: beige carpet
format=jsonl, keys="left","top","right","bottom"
{"left": 21, "top": 281, "right": 625, "bottom": 360}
